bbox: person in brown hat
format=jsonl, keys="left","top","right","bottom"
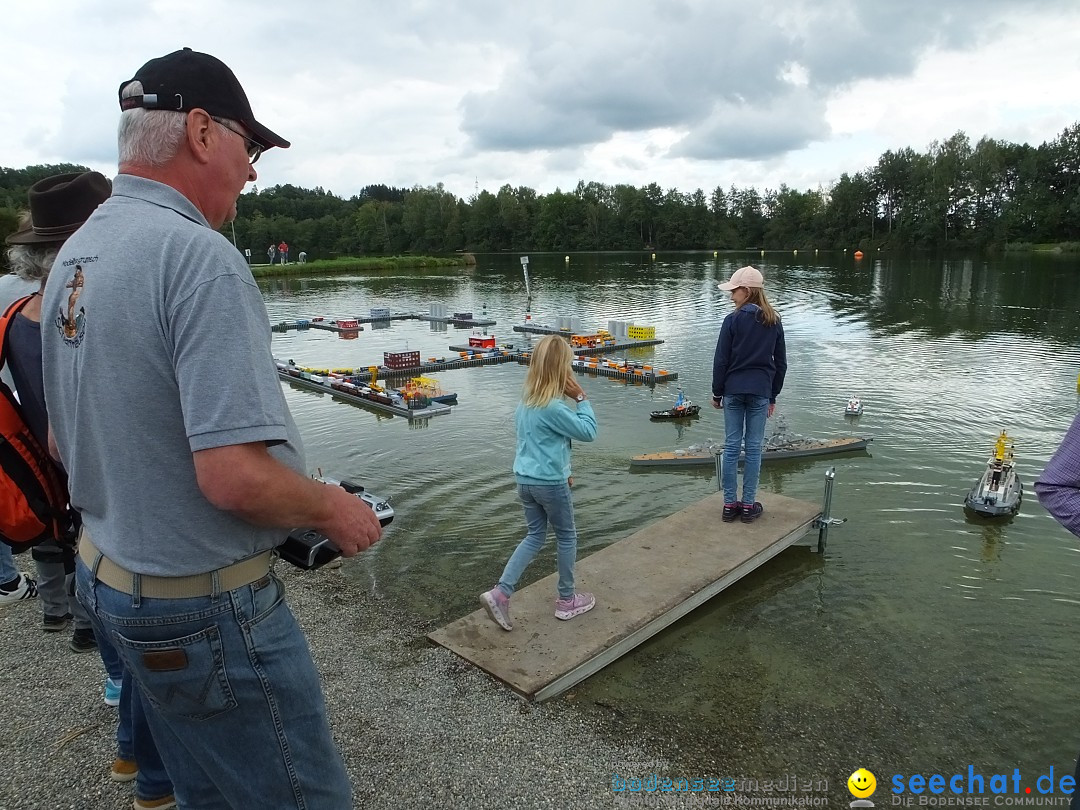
{"left": 40, "top": 49, "right": 378, "bottom": 809}
{"left": 4, "top": 171, "right": 110, "bottom": 642}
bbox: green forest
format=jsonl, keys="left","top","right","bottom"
{"left": 3, "top": 123, "right": 1080, "bottom": 263}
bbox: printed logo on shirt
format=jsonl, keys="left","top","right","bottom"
{"left": 55, "top": 264, "right": 87, "bottom": 348}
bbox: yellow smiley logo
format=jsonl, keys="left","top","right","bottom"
{"left": 848, "top": 768, "right": 877, "bottom": 798}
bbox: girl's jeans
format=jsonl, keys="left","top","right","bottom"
{"left": 498, "top": 482, "right": 578, "bottom": 600}
{"left": 722, "top": 394, "right": 770, "bottom": 506}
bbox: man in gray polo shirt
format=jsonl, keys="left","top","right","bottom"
{"left": 41, "top": 48, "right": 382, "bottom": 809}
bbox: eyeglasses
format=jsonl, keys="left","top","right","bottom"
{"left": 211, "top": 117, "right": 262, "bottom": 164}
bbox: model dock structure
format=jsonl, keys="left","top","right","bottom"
{"left": 429, "top": 484, "right": 840, "bottom": 701}
{"left": 512, "top": 316, "right": 663, "bottom": 352}
{"left": 275, "top": 358, "right": 454, "bottom": 420}
{"left": 271, "top": 303, "right": 495, "bottom": 333}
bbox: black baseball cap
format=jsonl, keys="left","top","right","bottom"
{"left": 118, "top": 47, "right": 289, "bottom": 151}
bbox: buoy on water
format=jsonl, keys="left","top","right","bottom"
{"left": 854, "top": 250, "right": 865, "bottom": 260}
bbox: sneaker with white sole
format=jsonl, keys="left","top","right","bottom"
{"left": 480, "top": 588, "right": 512, "bottom": 631}
{"left": 0, "top": 573, "right": 37, "bottom": 607}
{"left": 555, "top": 592, "right": 596, "bottom": 620}
{"left": 104, "top": 676, "right": 122, "bottom": 707}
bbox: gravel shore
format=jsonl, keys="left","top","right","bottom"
{"left": 0, "top": 562, "right": 663, "bottom": 810}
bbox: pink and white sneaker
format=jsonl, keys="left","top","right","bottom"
{"left": 480, "top": 588, "right": 512, "bottom": 631}
{"left": 554, "top": 592, "right": 595, "bottom": 621}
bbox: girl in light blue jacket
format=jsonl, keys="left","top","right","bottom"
{"left": 481, "top": 335, "right": 597, "bottom": 630}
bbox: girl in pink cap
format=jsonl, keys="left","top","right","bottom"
{"left": 711, "top": 266, "right": 787, "bottom": 523}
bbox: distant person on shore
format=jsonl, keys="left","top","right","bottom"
{"left": 711, "top": 265, "right": 787, "bottom": 523}
{"left": 267, "top": 242, "right": 276, "bottom": 265}
{"left": 298, "top": 250, "right": 306, "bottom": 264}
{"left": 42, "top": 47, "right": 382, "bottom": 808}
{"left": 7, "top": 171, "right": 175, "bottom": 809}
{"left": 1035, "top": 416, "right": 1080, "bottom": 810}
{"left": 481, "top": 334, "right": 598, "bottom": 630}
{"left": 278, "top": 239, "right": 288, "bottom": 264}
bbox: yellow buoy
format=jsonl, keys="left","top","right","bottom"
{"left": 651, "top": 253, "right": 655, "bottom": 259}
{"left": 793, "top": 249, "right": 798, "bottom": 255}
{"left": 760, "top": 249, "right": 765, "bottom": 257}
{"left": 713, "top": 250, "right": 717, "bottom": 258}
{"left": 565, "top": 256, "right": 570, "bottom": 262}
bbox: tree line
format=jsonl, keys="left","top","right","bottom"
{"left": 3, "top": 122, "right": 1080, "bottom": 263}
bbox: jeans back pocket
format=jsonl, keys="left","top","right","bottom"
{"left": 114, "top": 624, "right": 237, "bottom": 721}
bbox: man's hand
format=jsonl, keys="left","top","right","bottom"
{"left": 314, "top": 483, "right": 383, "bottom": 557}
{"left": 194, "top": 443, "right": 383, "bottom": 556}
{"left": 711, "top": 396, "right": 722, "bottom": 409}
{"left": 768, "top": 403, "right": 776, "bottom": 418}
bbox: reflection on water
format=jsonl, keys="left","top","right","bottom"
{"left": 262, "top": 252, "right": 1080, "bottom": 786}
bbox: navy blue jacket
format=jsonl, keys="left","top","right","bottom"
{"left": 711, "top": 303, "right": 787, "bottom": 403}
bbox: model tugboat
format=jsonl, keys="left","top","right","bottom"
{"left": 650, "top": 389, "right": 700, "bottom": 420}
{"left": 844, "top": 396, "right": 864, "bottom": 416}
{"left": 964, "top": 430, "right": 1022, "bottom": 517}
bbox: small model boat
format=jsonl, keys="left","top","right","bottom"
{"left": 631, "top": 417, "right": 872, "bottom": 467}
{"left": 845, "top": 396, "right": 863, "bottom": 416}
{"left": 964, "top": 430, "right": 1022, "bottom": 517}
{"left": 650, "top": 389, "right": 700, "bottom": 420}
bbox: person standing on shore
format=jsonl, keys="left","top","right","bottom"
{"left": 481, "top": 334, "right": 598, "bottom": 630}
{"left": 3, "top": 172, "right": 109, "bottom": 652}
{"left": 267, "top": 242, "right": 276, "bottom": 265}
{"left": 711, "top": 266, "right": 787, "bottom": 523}
{"left": 42, "top": 47, "right": 382, "bottom": 808}
{"left": 1035, "top": 416, "right": 1080, "bottom": 810}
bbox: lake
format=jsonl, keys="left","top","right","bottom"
{"left": 261, "top": 250, "right": 1080, "bottom": 792}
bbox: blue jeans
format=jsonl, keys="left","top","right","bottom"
{"left": 76, "top": 558, "right": 352, "bottom": 810}
{"left": 0, "top": 543, "right": 17, "bottom": 583}
{"left": 722, "top": 394, "right": 770, "bottom": 506}
{"left": 94, "top": 622, "right": 173, "bottom": 801}
{"left": 498, "top": 482, "right": 578, "bottom": 600}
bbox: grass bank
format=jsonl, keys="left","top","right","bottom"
{"left": 249, "top": 255, "right": 468, "bottom": 278}
{"left": 1003, "top": 242, "right": 1080, "bottom": 253}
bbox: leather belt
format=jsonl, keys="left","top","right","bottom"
{"left": 79, "top": 529, "right": 272, "bottom": 598}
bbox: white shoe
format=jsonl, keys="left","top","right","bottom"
{"left": 0, "top": 573, "right": 38, "bottom": 606}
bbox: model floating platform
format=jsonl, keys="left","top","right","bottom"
{"left": 271, "top": 303, "right": 495, "bottom": 333}
{"left": 567, "top": 355, "right": 675, "bottom": 383}
{"left": 275, "top": 360, "right": 452, "bottom": 419}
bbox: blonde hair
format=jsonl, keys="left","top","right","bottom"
{"left": 523, "top": 335, "right": 572, "bottom": 407}
{"left": 740, "top": 287, "right": 780, "bottom": 326}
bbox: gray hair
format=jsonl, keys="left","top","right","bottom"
{"left": 118, "top": 80, "right": 188, "bottom": 167}
{"left": 118, "top": 81, "right": 245, "bottom": 168}
{"left": 5, "top": 212, "right": 58, "bottom": 284}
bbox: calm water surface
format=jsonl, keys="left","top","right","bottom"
{"left": 261, "top": 252, "right": 1080, "bottom": 787}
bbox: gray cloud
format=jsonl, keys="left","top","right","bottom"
{"left": 457, "top": 0, "right": 1064, "bottom": 163}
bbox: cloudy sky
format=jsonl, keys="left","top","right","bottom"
{"left": 4, "top": 0, "right": 1080, "bottom": 201}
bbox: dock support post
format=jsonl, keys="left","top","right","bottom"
{"left": 816, "top": 467, "right": 837, "bottom": 553}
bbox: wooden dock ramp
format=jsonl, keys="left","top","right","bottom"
{"left": 428, "top": 489, "right": 821, "bottom": 702}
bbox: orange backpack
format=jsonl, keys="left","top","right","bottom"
{"left": 0, "top": 295, "right": 76, "bottom": 552}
